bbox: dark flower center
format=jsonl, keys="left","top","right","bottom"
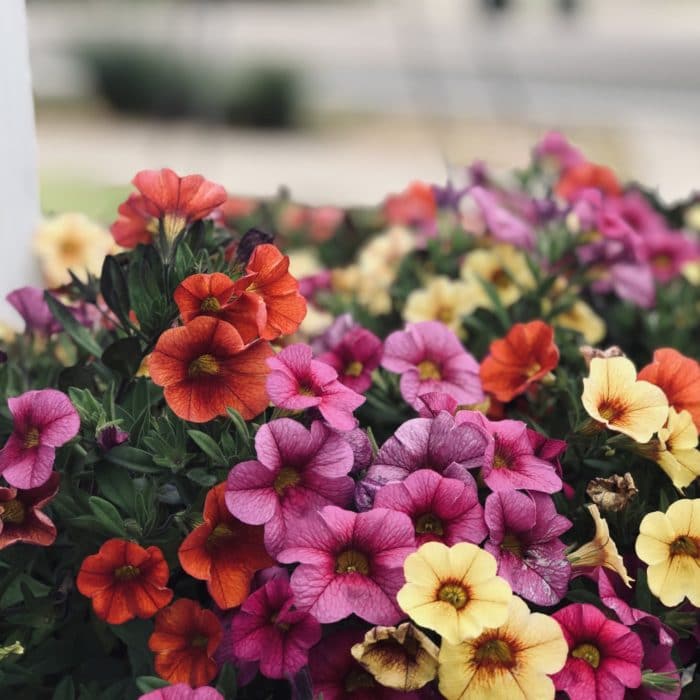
{"left": 490, "top": 269, "right": 511, "bottom": 289}
{"left": 274, "top": 467, "right": 301, "bottom": 496}
{"left": 23, "top": 427, "right": 40, "bottom": 449}
{"left": 344, "top": 668, "right": 375, "bottom": 692}
{"left": 114, "top": 565, "right": 141, "bottom": 581}
{"left": 200, "top": 296, "right": 221, "bottom": 312}
{"left": 206, "top": 523, "right": 234, "bottom": 550}
{"left": 417, "top": 360, "right": 441, "bottom": 381}
{"left": 0, "top": 499, "right": 26, "bottom": 524}
{"left": 188, "top": 354, "right": 220, "bottom": 378}
{"left": 437, "top": 582, "right": 468, "bottom": 609}
{"left": 335, "top": 549, "right": 370, "bottom": 575}
{"left": 60, "top": 237, "right": 82, "bottom": 259}
{"left": 190, "top": 634, "right": 209, "bottom": 649}
{"left": 572, "top": 642, "right": 600, "bottom": 669}
{"left": 597, "top": 398, "right": 624, "bottom": 422}
{"left": 437, "top": 307, "right": 454, "bottom": 324}
{"left": 670, "top": 535, "right": 698, "bottom": 558}
{"left": 474, "top": 637, "right": 515, "bottom": 668}
{"left": 298, "top": 382, "right": 317, "bottom": 397}
{"left": 501, "top": 533, "right": 522, "bottom": 557}
{"left": 415, "top": 513, "right": 444, "bottom": 536}
{"left": 345, "top": 360, "right": 364, "bottom": 377}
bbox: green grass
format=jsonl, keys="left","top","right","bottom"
{"left": 40, "top": 174, "right": 130, "bottom": 223}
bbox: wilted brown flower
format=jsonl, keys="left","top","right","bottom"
{"left": 350, "top": 622, "right": 439, "bottom": 691}
{"left": 586, "top": 473, "right": 638, "bottom": 512}
{"left": 579, "top": 344, "right": 625, "bottom": 368}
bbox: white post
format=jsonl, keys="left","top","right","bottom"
{"left": 0, "top": 0, "right": 40, "bottom": 323}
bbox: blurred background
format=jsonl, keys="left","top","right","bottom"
{"left": 28, "top": 0, "right": 700, "bottom": 219}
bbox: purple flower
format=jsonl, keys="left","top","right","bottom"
{"left": 6, "top": 287, "right": 61, "bottom": 336}
{"left": 226, "top": 419, "right": 354, "bottom": 555}
{"left": 457, "top": 412, "right": 563, "bottom": 493}
{"left": 416, "top": 392, "right": 459, "bottom": 418}
{"left": 382, "top": 321, "right": 483, "bottom": 411}
{"left": 231, "top": 574, "right": 321, "bottom": 679}
{"left": 642, "top": 229, "right": 700, "bottom": 283}
{"left": 357, "top": 411, "right": 492, "bottom": 509}
{"left": 266, "top": 344, "right": 365, "bottom": 431}
{"left": 318, "top": 326, "right": 383, "bottom": 394}
{"left": 0, "top": 389, "right": 80, "bottom": 489}
{"left": 484, "top": 490, "right": 572, "bottom": 605}
{"left": 277, "top": 505, "right": 415, "bottom": 625}
{"left": 374, "top": 469, "right": 486, "bottom": 546}
{"left": 533, "top": 131, "right": 585, "bottom": 172}
{"left": 310, "top": 313, "right": 357, "bottom": 354}
{"left": 96, "top": 425, "right": 129, "bottom": 452}
{"left": 139, "top": 685, "right": 224, "bottom": 700}
{"left": 466, "top": 186, "right": 536, "bottom": 250}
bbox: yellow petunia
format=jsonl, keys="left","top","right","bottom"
{"left": 554, "top": 300, "right": 606, "bottom": 344}
{"left": 397, "top": 541, "right": 512, "bottom": 645}
{"left": 567, "top": 504, "right": 633, "bottom": 587}
{"left": 438, "top": 595, "right": 568, "bottom": 700}
{"left": 636, "top": 498, "right": 700, "bottom": 607}
{"left": 34, "top": 213, "right": 114, "bottom": 287}
{"left": 581, "top": 356, "right": 668, "bottom": 443}
{"left": 655, "top": 408, "right": 700, "bottom": 490}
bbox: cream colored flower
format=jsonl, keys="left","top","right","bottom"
{"left": 460, "top": 244, "right": 535, "bottom": 308}
{"left": 296, "top": 304, "right": 335, "bottom": 340}
{"left": 555, "top": 301, "right": 606, "bottom": 344}
{"left": 286, "top": 248, "right": 323, "bottom": 280}
{"left": 654, "top": 408, "right": 700, "bottom": 490}
{"left": 403, "top": 276, "right": 485, "bottom": 333}
{"left": 351, "top": 623, "right": 439, "bottom": 691}
{"left": 567, "top": 504, "right": 633, "bottom": 586}
{"left": 438, "top": 595, "right": 568, "bottom": 700}
{"left": 34, "top": 213, "right": 113, "bottom": 286}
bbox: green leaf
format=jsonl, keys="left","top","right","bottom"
{"left": 88, "top": 496, "right": 127, "bottom": 536}
{"left": 100, "top": 255, "right": 131, "bottom": 327}
{"left": 216, "top": 662, "right": 238, "bottom": 698}
{"left": 95, "top": 464, "right": 136, "bottom": 513}
{"left": 187, "top": 430, "right": 227, "bottom": 465}
{"left": 102, "top": 337, "right": 143, "bottom": 377}
{"left": 185, "top": 467, "right": 219, "bottom": 487}
{"left": 51, "top": 676, "right": 76, "bottom": 700}
{"left": 105, "top": 445, "right": 160, "bottom": 473}
{"left": 227, "top": 407, "right": 250, "bottom": 443}
{"left": 44, "top": 293, "right": 103, "bottom": 356}
{"left": 135, "top": 677, "right": 169, "bottom": 694}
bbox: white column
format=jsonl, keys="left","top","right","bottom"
{"left": 0, "top": 0, "right": 40, "bottom": 323}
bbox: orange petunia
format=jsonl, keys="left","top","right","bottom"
{"left": 479, "top": 320, "right": 560, "bottom": 402}
{"left": 149, "top": 598, "right": 222, "bottom": 687}
{"left": 178, "top": 482, "right": 273, "bottom": 609}
{"left": 555, "top": 162, "right": 621, "bottom": 202}
{"left": 227, "top": 244, "right": 307, "bottom": 342}
{"left": 638, "top": 348, "right": 700, "bottom": 431}
{"left": 149, "top": 316, "right": 273, "bottom": 423}
{"left": 76, "top": 538, "right": 173, "bottom": 624}
{"left": 174, "top": 273, "right": 236, "bottom": 324}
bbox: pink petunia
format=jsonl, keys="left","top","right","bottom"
{"left": 266, "top": 344, "right": 365, "bottom": 431}
{"left": 225, "top": 419, "right": 354, "bottom": 555}
{"left": 533, "top": 131, "right": 585, "bottom": 172}
{"left": 6, "top": 287, "right": 61, "bottom": 336}
{"left": 0, "top": 389, "right": 80, "bottom": 489}
{"left": 456, "top": 412, "right": 562, "bottom": 493}
{"left": 415, "top": 392, "right": 460, "bottom": 418}
{"left": 318, "top": 326, "right": 383, "bottom": 394}
{"left": 642, "top": 229, "right": 700, "bottom": 283}
{"left": 373, "top": 469, "right": 486, "bottom": 547}
{"left": 381, "top": 321, "right": 484, "bottom": 411}
{"left": 552, "top": 603, "right": 644, "bottom": 700}
{"left": 483, "top": 490, "right": 572, "bottom": 605}
{"left": 230, "top": 573, "right": 321, "bottom": 679}
{"left": 277, "top": 505, "right": 415, "bottom": 625}
{"left": 308, "top": 628, "right": 420, "bottom": 700}
{"left": 138, "top": 685, "right": 224, "bottom": 700}
{"left": 356, "top": 411, "right": 492, "bottom": 509}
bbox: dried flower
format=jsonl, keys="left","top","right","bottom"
{"left": 586, "top": 473, "right": 638, "bottom": 512}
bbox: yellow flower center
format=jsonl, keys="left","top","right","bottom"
{"left": 474, "top": 637, "right": 515, "bottom": 668}
{"left": 59, "top": 237, "right": 82, "bottom": 260}
{"left": 653, "top": 254, "right": 672, "bottom": 269}
{"left": 524, "top": 362, "right": 541, "bottom": 378}
{"left": 113, "top": 565, "right": 141, "bottom": 581}
{"left": 572, "top": 642, "right": 601, "bottom": 669}
{"left": 0, "top": 499, "right": 26, "bottom": 524}
{"left": 492, "top": 451, "right": 509, "bottom": 470}
{"left": 415, "top": 513, "right": 444, "bottom": 536}
{"left": 335, "top": 549, "right": 370, "bottom": 575}
{"left": 501, "top": 533, "right": 522, "bottom": 557}
{"left": 206, "top": 523, "right": 234, "bottom": 550}
{"left": 344, "top": 668, "right": 375, "bottom": 692}
{"left": 597, "top": 399, "right": 623, "bottom": 423}
{"left": 162, "top": 213, "right": 188, "bottom": 242}
{"left": 438, "top": 583, "right": 468, "bottom": 609}
{"left": 188, "top": 354, "right": 220, "bottom": 378}
{"left": 200, "top": 296, "right": 221, "bottom": 312}
{"left": 298, "top": 383, "right": 317, "bottom": 397}
{"left": 274, "top": 467, "right": 301, "bottom": 496}
{"left": 23, "top": 427, "right": 40, "bottom": 449}
{"left": 417, "top": 360, "right": 441, "bottom": 381}
{"left": 190, "top": 635, "right": 209, "bottom": 649}
{"left": 437, "top": 307, "right": 454, "bottom": 324}
{"left": 670, "top": 535, "right": 698, "bottom": 558}
{"left": 270, "top": 613, "right": 290, "bottom": 632}
{"left": 345, "top": 360, "right": 364, "bottom": 377}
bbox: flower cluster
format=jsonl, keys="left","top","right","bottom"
{"left": 1, "top": 139, "right": 698, "bottom": 699}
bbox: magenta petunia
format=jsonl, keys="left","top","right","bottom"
{"left": 483, "top": 489, "right": 572, "bottom": 605}
{"left": 266, "top": 344, "right": 365, "bottom": 431}
{"left": 625, "top": 636, "right": 681, "bottom": 700}
{"left": 0, "top": 389, "right": 80, "bottom": 489}
{"left": 6, "top": 287, "right": 61, "bottom": 336}
{"left": 308, "top": 628, "right": 420, "bottom": 700}
{"left": 230, "top": 573, "right": 321, "bottom": 679}
{"left": 415, "top": 392, "right": 459, "bottom": 418}
{"left": 457, "top": 412, "right": 562, "bottom": 493}
{"left": 642, "top": 229, "right": 700, "bottom": 283}
{"left": 373, "top": 469, "right": 486, "bottom": 547}
{"left": 356, "top": 411, "right": 492, "bottom": 509}
{"left": 318, "top": 326, "right": 383, "bottom": 394}
{"left": 139, "top": 685, "right": 224, "bottom": 700}
{"left": 225, "top": 419, "right": 354, "bottom": 555}
{"left": 552, "top": 603, "right": 644, "bottom": 700}
{"left": 277, "top": 505, "right": 415, "bottom": 625}
{"left": 381, "top": 321, "right": 484, "bottom": 411}
{"left": 466, "top": 186, "right": 536, "bottom": 250}
{"left": 533, "top": 131, "right": 585, "bottom": 172}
